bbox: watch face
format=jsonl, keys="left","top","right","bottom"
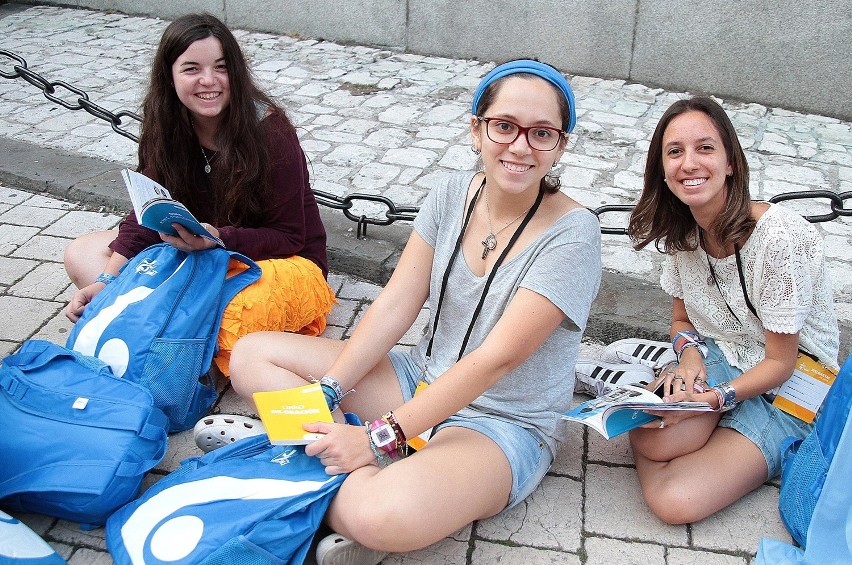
{"left": 371, "top": 423, "right": 395, "bottom": 448}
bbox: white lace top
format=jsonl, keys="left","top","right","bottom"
{"left": 661, "top": 203, "right": 840, "bottom": 373}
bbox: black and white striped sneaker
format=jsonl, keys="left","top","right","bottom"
{"left": 574, "top": 359, "right": 654, "bottom": 397}
{"left": 601, "top": 338, "right": 676, "bottom": 371}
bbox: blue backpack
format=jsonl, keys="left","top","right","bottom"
{"left": 0, "top": 509, "right": 67, "bottom": 564}
{"left": 66, "top": 244, "right": 261, "bottom": 432}
{"left": 106, "top": 435, "right": 347, "bottom": 565}
{"left": 0, "top": 340, "right": 168, "bottom": 528}
{"left": 756, "top": 354, "right": 852, "bottom": 563}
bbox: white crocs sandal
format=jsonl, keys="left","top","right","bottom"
{"left": 193, "top": 414, "right": 266, "bottom": 452}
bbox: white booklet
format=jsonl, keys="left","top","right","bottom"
{"left": 120, "top": 169, "right": 224, "bottom": 247}
{"left": 563, "top": 382, "right": 713, "bottom": 439}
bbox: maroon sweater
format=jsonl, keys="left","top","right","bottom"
{"left": 110, "top": 112, "right": 328, "bottom": 277}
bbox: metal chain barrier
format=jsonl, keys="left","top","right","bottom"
{"left": 3, "top": 49, "right": 851, "bottom": 238}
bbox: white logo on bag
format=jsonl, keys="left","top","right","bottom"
{"left": 119, "top": 475, "right": 335, "bottom": 564}
{"left": 271, "top": 449, "right": 297, "bottom": 466}
{"left": 135, "top": 258, "right": 159, "bottom": 276}
{"left": 70, "top": 258, "right": 189, "bottom": 377}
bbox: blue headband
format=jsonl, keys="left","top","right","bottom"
{"left": 471, "top": 59, "right": 577, "bottom": 133}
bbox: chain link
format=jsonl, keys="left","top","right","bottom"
{"left": 3, "top": 49, "right": 850, "bottom": 238}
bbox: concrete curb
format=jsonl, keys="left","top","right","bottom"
{"left": 3, "top": 135, "right": 849, "bottom": 352}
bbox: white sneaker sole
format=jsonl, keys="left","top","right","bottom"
{"left": 315, "top": 534, "right": 388, "bottom": 565}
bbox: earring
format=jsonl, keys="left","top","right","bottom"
{"left": 471, "top": 146, "right": 481, "bottom": 155}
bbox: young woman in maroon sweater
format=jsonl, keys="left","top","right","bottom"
{"left": 63, "top": 14, "right": 334, "bottom": 375}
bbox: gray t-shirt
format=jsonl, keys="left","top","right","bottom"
{"left": 408, "top": 171, "right": 602, "bottom": 455}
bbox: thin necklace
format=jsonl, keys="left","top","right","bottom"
{"left": 200, "top": 146, "right": 214, "bottom": 174}
{"left": 481, "top": 183, "right": 533, "bottom": 260}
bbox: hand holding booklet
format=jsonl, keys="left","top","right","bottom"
{"left": 120, "top": 168, "right": 224, "bottom": 247}
{"left": 253, "top": 383, "right": 334, "bottom": 445}
{"left": 563, "top": 381, "right": 713, "bottom": 440}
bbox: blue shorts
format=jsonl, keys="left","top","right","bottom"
{"left": 388, "top": 350, "right": 552, "bottom": 510}
{"left": 702, "top": 338, "right": 813, "bottom": 479}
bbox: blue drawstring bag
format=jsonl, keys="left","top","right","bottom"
{"left": 756, "top": 354, "right": 852, "bottom": 564}
{"left": 66, "top": 244, "right": 261, "bottom": 432}
{"left": 106, "top": 429, "right": 355, "bottom": 565}
{"left": 0, "top": 340, "right": 168, "bottom": 528}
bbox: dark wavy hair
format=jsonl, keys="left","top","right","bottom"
{"left": 628, "top": 96, "right": 752, "bottom": 253}
{"left": 138, "top": 13, "right": 288, "bottom": 226}
{"left": 473, "top": 61, "right": 570, "bottom": 195}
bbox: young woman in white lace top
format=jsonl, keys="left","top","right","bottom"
{"left": 624, "top": 96, "right": 839, "bottom": 524}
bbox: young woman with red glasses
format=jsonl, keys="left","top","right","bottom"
{"left": 224, "top": 59, "right": 602, "bottom": 565}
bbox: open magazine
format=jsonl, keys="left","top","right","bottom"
{"left": 563, "top": 381, "right": 713, "bottom": 439}
{"left": 120, "top": 169, "right": 224, "bottom": 247}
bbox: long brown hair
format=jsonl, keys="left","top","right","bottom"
{"left": 138, "top": 13, "right": 289, "bottom": 226}
{"left": 628, "top": 96, "right": 752, "bottom": 253}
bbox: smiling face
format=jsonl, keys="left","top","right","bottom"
{"left": 661, "top": 110, "right": 733, "bottom": 218}
{"left": 471, "top": 76, "right": 567, "bottom": 195}
{"left": 171, "top": 35, "right": 230, "bottom": 128}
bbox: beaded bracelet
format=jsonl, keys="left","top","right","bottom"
{"left": 312, "top": 375, "right": 354, "bottom": 412}
{"left": 94, "top": 272, "right": 116, "bottom": 285}
{"left": 384, "top": 411, "right": 409, "bottom": 459}
{"left": 671, "top": 330, "right": 701, "bottom": 352}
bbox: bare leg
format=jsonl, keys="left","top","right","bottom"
{"left": 64, "top": 230, "right": 117, "bottom": 287}
{"left": 229, "top": 331, "right": 404, "bottom": 422}
{"left": 326, "top": 426, "right": 512, "bottom": 552}
{"left": 630, "top": 421, "right": 768, "bottom": 524}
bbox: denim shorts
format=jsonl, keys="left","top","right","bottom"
{"left": 702, "top": 338, "right": 813, "bottom": 479}
{"left": 388, "top": 350, "right": 552, "bottom": 510}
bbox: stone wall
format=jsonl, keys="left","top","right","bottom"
{"left": 25, "top": 0, "right": 852, "bottom": 120}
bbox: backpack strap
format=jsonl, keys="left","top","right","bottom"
{"left": 219, "top": 251, "right": 262, "bottom": 307}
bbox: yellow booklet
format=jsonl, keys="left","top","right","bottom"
{"left": 253, "top": 383, "right": 334, "bottom": 445}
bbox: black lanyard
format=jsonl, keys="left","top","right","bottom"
{"left": 424, "top": 178, "right": 544, "bottom": 363}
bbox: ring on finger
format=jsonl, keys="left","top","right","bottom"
{"left": 658, "top": 420, "right": 666, "bottom": 429}
{"left": 673, "top": 375, "right": 683, "bottom": 380}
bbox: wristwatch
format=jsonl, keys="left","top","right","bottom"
{"left": 368, "top": 421, "right": 398, "bottom": 457}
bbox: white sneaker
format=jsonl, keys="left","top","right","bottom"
{"left": 316, "top": 533, "right": 388, "bottom": 565}
{"left": 574, "top": 359, "right": 655, "bottom": 397}
{"left": 601, "top": 338, "right": 676, "bottom": 371}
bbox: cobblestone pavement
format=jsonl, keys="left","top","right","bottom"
{"left": 1, "top": 3, "right": 850, "bottom": 564}
{"left": 0, "top": 182, "right": 792, "bottom": 565}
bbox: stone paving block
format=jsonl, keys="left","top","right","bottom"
{"left": 321, "top": 324, "right": 347, "bottom": 340}
{"left": 0, "top": 224, "right": 41, "bottom": 254}
{"left": 9, "top": 261, "right": 70, "bottom": 299}
{"left": 48, "top": 520, "right": 107, "bottom": 552}
{"left": 0, "top": 187, "right": 34, "bottom": 205}
{"left": 68, "top": 548, "right": 113, "bottom": 565}
{"left": 0, "top": 295, "right": 63, "bottom": 341}
{"left": 156, "top": 428, "right": 200, "bottom": 473}
{"left": 587, "top": 430, "right": 634, "bottom": 466}
{"left": 667, "top": 547, "right": 748, "bottom": 564}
{"left": 384, "top": 535, "right": 469, "bottom": 564}
{"left": 13, "top": 194, "right": 75, "bottom": 210}
{"left": 479, "top": 475, "right": 583, "bottom": 552}
{"left": 0, "top": 339, "right": 18, "bottom": 357}
{"left": 326, "top": 297, "right": 360, "bottom": 327}
{"left": 691, "top": 484, "right": 789, "bottom": 555}
{"left": 551, "top": 424, "right": 584, "bottom": 479}
{"left": 398, "top": 307, "right": 429, "bottom": 346}
{"left": 0, "top": 204, "right": 66, "bottom": 227}
{"left": 0, "top": 255, "right": 37, "bottom": 285}
{"left": 337, "top": 277, "right": 383, "bottom": 301}
{"left": 472, "top": 540, "right": 581, "bottom": 565}
{"left": 584, "top": 464, "right": 686, "bottom": 546}
{"left": 584, "top": 536, "right": 666, "bottom": 564}
{"left": 10, "top": 234, "right": 70, "bottom": 262}
{"left": 30, "top": 310, "right": 74, "bottom": 345}
{"left": 42, "top": 209, "right": 121, "bottom": 238}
